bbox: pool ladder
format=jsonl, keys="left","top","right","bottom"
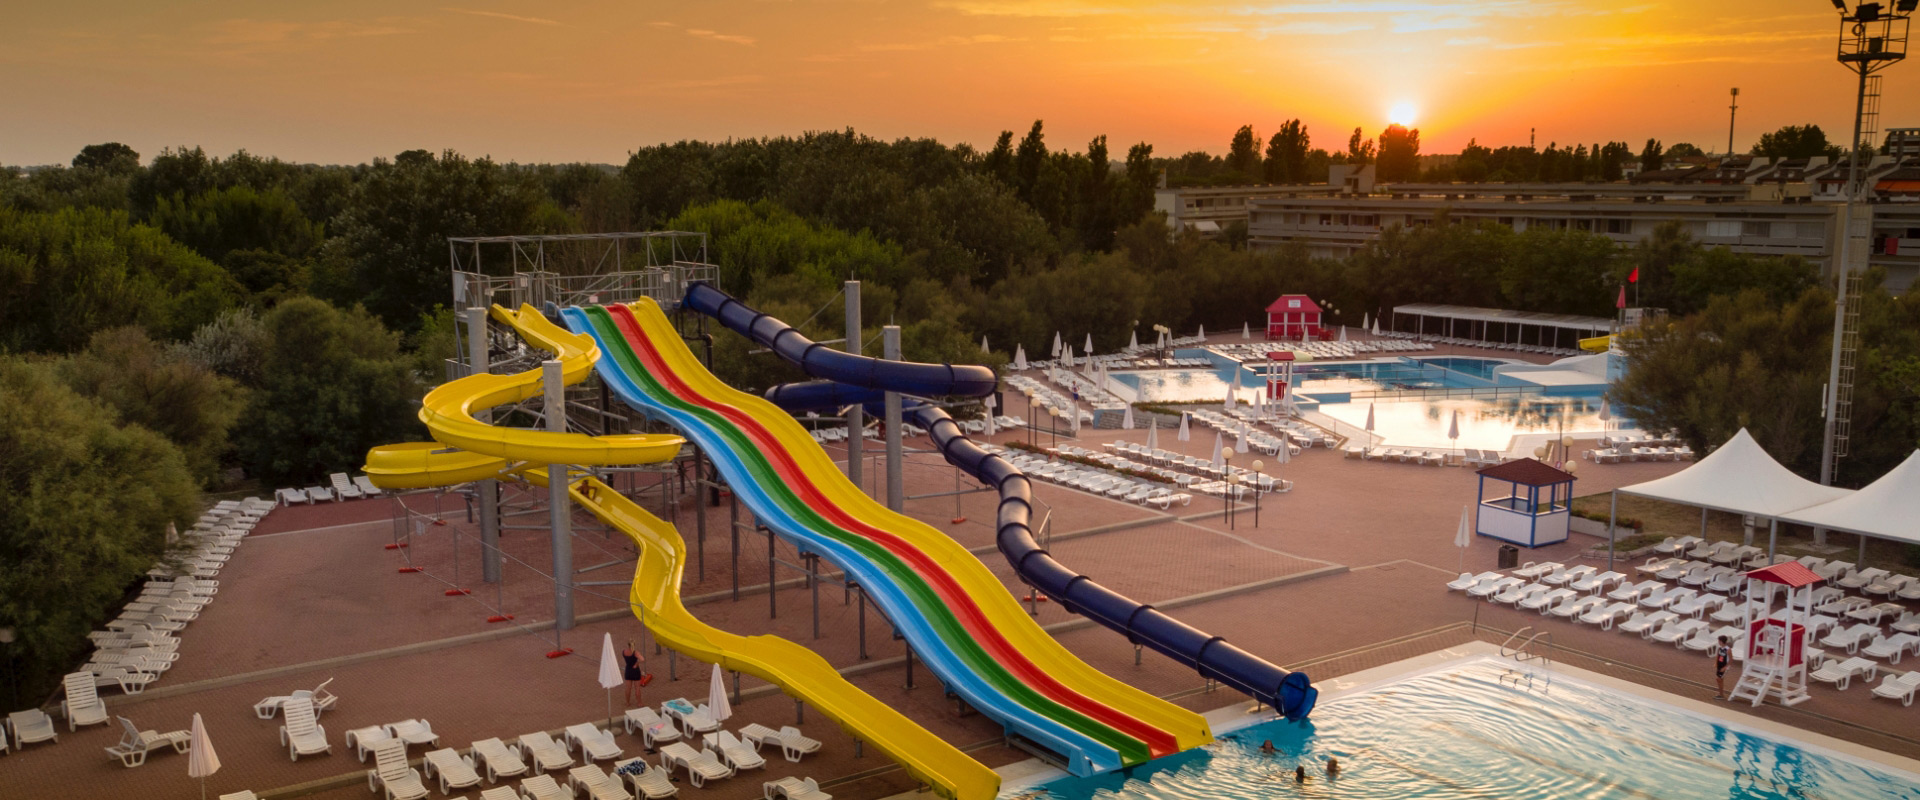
{"left": 1499, "top": 627, "right": 1554, "bottom": 691}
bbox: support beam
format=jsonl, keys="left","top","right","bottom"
{"left": 883, "top": 325, "right": 904, "bottom": 513}
{"left": 467, "top": 307, "right": 501, "bottom": 584}
{"left": 845, "top": 281, "right": 864, "bottom": 491}
{"left": 544, "top": 360, "right": 575, "bottom": 632}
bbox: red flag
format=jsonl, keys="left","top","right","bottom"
{"left": 1628, "top": 267, "right": 1640, "bottom": 283}
{"left": 1617, "top": 285, "right": 1627, "bottom": 309}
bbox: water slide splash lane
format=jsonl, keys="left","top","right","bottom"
{"left": 566, "top": 305, "right": 1145, "bottom": 773}
{"left": 663, "top": 290, "right": 1219, "bottom": 748}
{"left": 677, "top": 282, "right": 1317, "bottom": 722}
{"left": 363, "top": 303, "right": 683, "bottom": 488}
{"left": 362, "top": 306, "right": 997, "bottom": 800}
{"left": 597, "top": 303, "right": 1182, "bottom": 759}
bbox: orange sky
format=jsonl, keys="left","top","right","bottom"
{"left": 2, "top": 1, "right": 1912, "bottom": 166}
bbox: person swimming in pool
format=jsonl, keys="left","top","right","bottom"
{"left": 1326, "top": 757, "right": 1341, "bottom": 777}
{"left": 1259, "top": 740, "right": 1277, "bottom": 755}
{"left": 1295, "top": 766, "right": 1307, "bottom": 783}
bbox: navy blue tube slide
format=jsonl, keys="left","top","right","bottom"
{"left": 680, "top": 282, "right": 1316, "bottom": 721}
{"left": 683, "top": 282, "right": 997, "bottom": 398}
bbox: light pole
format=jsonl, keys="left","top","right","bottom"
{"left": 1821, "top": 0, "right": 1912, "bottom": 493}
{"left": 1251, "top": 459, "right": 1265, "bottom": 528}
{"left": 1022, "top": 389, "right": 1036, "bottom": 447}
{"left": 0, "top": 626, "right": 14, "bottom": 708}
{"left": 1727, "top": 87, "right": 1740, "bottom": 155}
{"left": 1048, "top": 407, "right": 1062, "bottom": 451}
{"left": 1222, "top": 449, "right": 1236, "bottom": 529}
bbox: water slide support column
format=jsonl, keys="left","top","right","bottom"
{"left": 884, "top": 325, "right": 904, "bottom": 513}
{"left": 846, "top": 281, "right": 864, "bottom": 491}
{"left": 544, "top": 360, "right": 575, "bottom": 633}
{"left": 466, "top": 307, "right": 501, "bottom": 584}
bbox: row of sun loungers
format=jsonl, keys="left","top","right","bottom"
{"left": 1006, "top": 375, "right": 1100, "bottom": 422}
{"left": 276, "top": 472, "right": 385, "bottom": 506}
{"left": 1379, "top": 330, "right": 1578, "bottom": 357}
{"left": 1096, "top": 441, "right": 1292, "bottom": 494}
{"left": 1585, "top": 445, "right": 1695, "bottom": 463}
{"left": 1453, "top": 559, "right": 1920, "bottom": 703}
{"left": 1005, "top": 451, "right": 1195, "bottom": 508}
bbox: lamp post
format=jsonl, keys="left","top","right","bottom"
{"left": 1251, "top": 459, "right": 1265, "bottom": 528}
{"left": 1222, "top": 449, "right": 1236, "bottom": 529}
{"left": 1022, "top": 389, "right": 1036, "bottom": 447}
{"left": 0, "top": 626, "right": 14, "bottom": 708}
{"left": 1821, "top": 0, "right": 1912, "bottom": 493}
{"left": 1048, "top": 407, "right": 1062, "bottom": 450}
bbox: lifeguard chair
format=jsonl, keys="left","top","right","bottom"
{"left": 1728, "top": 562, "right": 1820, "bottom": 707}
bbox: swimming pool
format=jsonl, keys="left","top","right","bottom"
{"left": 1004, "top": 658, "right": 1920, "bottom": 799}
{"left": 1111, "top": 356, "right": 1519, "bottom": 404}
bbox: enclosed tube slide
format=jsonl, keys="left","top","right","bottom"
{"left": 678, "top": 283, "right": 1316, "bottom": 721}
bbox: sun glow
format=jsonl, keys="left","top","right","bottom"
{"left": 1388, "top": 101, "right": 1418, "bottom": 128}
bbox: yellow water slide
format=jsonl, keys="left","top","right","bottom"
{"left": 621, "top": 298, "right": 1214, "bottom": 752}
{"left": 1579, "top": 333, "right": 1615, "bottom": 353}
{"left": 364, "top": 306, "right": 998, "bottom": 799}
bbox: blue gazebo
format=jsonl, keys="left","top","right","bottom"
{"left": 1475, "top": 458, "right": 1577, "bottom": 547}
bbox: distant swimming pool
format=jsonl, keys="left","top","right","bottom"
{"left": 1005, "top": 659, "right": 1920, "bottom": 799}
{"left": 1112, "top": 355, "right": 1518, "bottom": 403}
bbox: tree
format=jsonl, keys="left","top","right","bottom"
{"left": 983, "top": 131, "right": 1016, "bottom": 187}
{"left": 176, "top": 307, "right": 272, "bottom": 386}
{"left": 1376, "top": 124, "right": 1421, "bottom": 182}
{"left": 1600, "top": 141, "right": 1633, "bottom": 181}
{"left": 1753, "top": 124, "right": 1844, "bottom": 162}
{"left": 1227, "top": 125, "right": 1262, "bottom": 179}
{"left": 1455, "top": 139, "right": 1492, "bottom": 182}
{"left": 1072, "top": 135, "right": 1118, "bottom": 250}
{"left": 1121, "top": 142, "right": 1157, "bottom": 222}
{"left": 1347, "top": 127, "right": 1375, "bottom": 165}
{"left": 1498, "top": 228, "right": 1618, "bottom": 316}
{"left": 0, "top": 205, "right": 243, "bottom": 352}
{"left": 1666, "top": 142, "right": 1705, "bottom": 159}
{"left": 57, "top": 327, "right": 246, "bottom": 484}
{"left": 327, "top": 150, "right": 543, "bottom": 331}
{"left": 150, "top": 185, "right": 324, "bottom": 265}
{"left": 0, "top": 357, "right": 198, "bottom": 702}
{"left": 235, "top": 297, "right": 423, "bottom": 486}
{"left": 1014, "top": 120, "right": 1049, "bottom": 202}
{"left": 1263, "top": 120, "right": 1310, "bottom": 184}
{"left": 1639, "top": 138, "right": 1665, "bottom": 172}
{"left": 72, "top": 143, "right": 140, "bottom": 174}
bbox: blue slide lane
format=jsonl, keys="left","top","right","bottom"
{"left": 681, "top": 282, "right": 1318, "bottom": 721}
{"left": 559, "top": 306, "right": 1127, "bottom": 773}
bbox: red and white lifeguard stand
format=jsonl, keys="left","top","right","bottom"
{"left": 1265, "top": 295, "right": 1326, "bottom": 341}
{"left": 1729, "top": 562, "right": 1819, "bottom": 707}
{"left": 1263, "top": 350, "right": 1299, "bottom": 409}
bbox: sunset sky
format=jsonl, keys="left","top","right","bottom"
{"left": 4, "top": 1, "right": 1912, "bottom": 166}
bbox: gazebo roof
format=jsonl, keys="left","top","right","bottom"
{"left": 1266, "top": 295, "right": 1322, "bottom": 314}
{"left": 1746, "top": 562, "right": 1822, "bottom": 588}
{"left": 1617, "top": 428, "right": 1851, "bottom": 518}
{"left": 1476, "top": 458, "right": 1576, "bottom": 486}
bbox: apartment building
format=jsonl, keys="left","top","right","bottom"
{"left": 1153, "top": 165, "right": 1373, "bottom": 235}
{"left": 1240, "top": 157, "right": 1920, "bottom": 290}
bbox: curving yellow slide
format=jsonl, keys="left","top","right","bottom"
{"left": 365, "top": 305, "right": 999, "bottom": 800}
{"left": 620, "top": 298, "right": 1214, "bottom": 753}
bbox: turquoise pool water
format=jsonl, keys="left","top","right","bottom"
{"left": 1112, "top": 356, "right": 1518, "bottom": 403}
{"left": 1005, "top": 660, "right": 1920, "bottom": 799}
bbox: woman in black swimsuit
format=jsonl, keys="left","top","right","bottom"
{"left": 622, "top": 641, "right": 646, "bottom": 706}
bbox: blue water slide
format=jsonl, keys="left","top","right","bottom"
{"left": 682, "top": 282, "right": 998, "bottom": 398}
{"left": 678, "top": 284, "right": 1318, "bottom": 721}
{"left": 558, "top": 307, "right": 1124, "bottom": 773}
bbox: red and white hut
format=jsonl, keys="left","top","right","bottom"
{"left": 1265, "top": 295, "right": 1325, "bottom": 341}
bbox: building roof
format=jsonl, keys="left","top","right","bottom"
{"left": 1392, "top": 303, "right": 1614, "bottom": 333}
{"left": 1776, "top": 450, "right": 1920, "bottom": 546}
{"left": 1617, "top": 428, "right": 1852, "bottom": 518}
{"left": 1476, "top": 458, "right": 1576, "bottom": 486}
{"left": 1266, "top": 295, "right": 1323, "bottom": 314}
{"left": 1746, "top": 562, "right": 1822, "bottom": 588}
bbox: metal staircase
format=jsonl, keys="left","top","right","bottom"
{"left": 1833, "top": 272, "right": 1863, "bottom": 460}
{"left": 1498, "top": 627, "right": 1554, "bottom": 691}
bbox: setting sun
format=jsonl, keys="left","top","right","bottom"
{"left": 1389, "top": 101, "right": 1419, "bottom": 128}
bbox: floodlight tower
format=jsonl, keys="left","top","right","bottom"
{"left": 1820, "top": 0, "right": 1911, "bottom": 494}
{"left": 1727, "top": 88, "right": 1740, "bottom": 155}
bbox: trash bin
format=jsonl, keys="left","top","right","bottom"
{"left": 1497, "top": 545, "right": 1519, "bottom": 569}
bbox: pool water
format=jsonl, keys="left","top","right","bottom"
{"left": 1319, "top": 395, "right": 1609, "bottom": 452}
{"left": 1112, "top": 356, "right": 1518, "bottom": 404}
{"left": 1006, "top": 659, "right": 1920, "bottom": 799}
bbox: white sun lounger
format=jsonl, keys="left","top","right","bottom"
{"left": 330, "top": 472, "right": 365, "bottom": 501}
{"left": 1550, "top": 596, "right": 1607, "bottom": 619}
{"left": 1849, "top": 602, "right": 1906, "bottom": 625}
{"left": 8, "top": 709, "right": 57, "bottom": 749}
{"left": 519, "top": 731, "right": 575, "bottom": 772}
{"left": 422, "top": 747, "right": 485, "bottom": 794}
{"left": 1520, "top": 588, "right": 1575, "bottom": 613}
{"left": 1493, "top": 582, "right": 1547, "bottom": 605}
{"left": 658, "top": 741, "right": 734, "bottom": 787}
{"left": 1872, "top": 671, "right": 1920, "bottom": 705}
{"left": 1468, "top": 576, "right": 1521, "bottom": 598}
{"left": 1618, "top": 611, "right": 1676, "bottom": 636}
{"left": 1863, "top": 633, "right": 1920, "bottom": 664}
{"left": 738, "top": 723, "right": 822, "bottom": 762}
{"left": 254, "top": 677, "right": 338, "bottom": 719}
{"left": 569, "top": 763, "right": 637, "bottom": 800}
{"left": 521, "top": 774, "right": 574, "bottom": 800}
{"left": 354, "top": 475, "right": 386, "bottom": 496}
{"left": 1512, "top": 561, "right": 1562, "bottom": 580}
{"left": 1649, "top": 619, "right": 1707, "bottom": 645}
{"left": 470, "top": 737, "right": 529, "bottom": 783}
{"left": 1821, "top": 623, "right": 1881, "bottom": 654}
{"left": 1811, "top": 657, "right": 1877, "bottom": 690}
{"left": 702, "top": 731, "right": 765, "bottom": 771}
{"left": 104, "top": 716, "right": 190, "bottom": 767}
{"left": 277, "top": 487, "right": 310, "bottom": 506}
{"left": 63, "top": 672, "right": 111, "bottom": 731}
{"left": 1570, "top": 570, "right": 1626, "bottom": 594}
{"left": 624, "top": 707, "right": 682, "bottom": 749}
{"left": 387, "top": 718, "right": 439, "bottom": 748}
{"left": 368, "top": 739, "right": 431, "bottom": 800}
{"left": 566, "top": 722, "right": 623, "bottom": 762}
{"left": 347, "top": 726, "right": 394, "bottom": 762}
{"left": 612, "top": 757, "right": 679, "bottom": 798}
{"left": 1682, "top": 626, "right": 1743, "bottom": 652}
{"left": 661, "top": 699, "right": 721, "bottom": 734}
{"left": 765, "top": 776, "right": 833, "bottom": 800}
{"left": 279, "top": 701, "right": 331, "bottom": 760}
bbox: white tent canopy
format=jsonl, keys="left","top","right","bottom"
{"left": 1615, "top": 429, "right": 1852, "bottom": 519}
{"left": 1776, "top": 450, "right": 1920, "bottom": 545}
